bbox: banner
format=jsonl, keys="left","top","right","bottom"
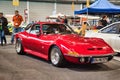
{"left": 24, "top": 9, "right": 28, "bottom": 23}
{"left": 71, "top": 1, "right": 75, "bottom": 11}
{"left": 86, "top": 0, "right": 90, "bottom": 7}
{"left": 13, "top": 0, "right": 19, "bottom": 6}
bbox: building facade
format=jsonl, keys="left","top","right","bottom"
{"left": 0, "top": 0, "right": 119, "bottom": 22}
{"left": 0, "top": 0, "right": 82, "bottom": 22}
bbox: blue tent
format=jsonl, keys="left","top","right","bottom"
{"left": 74, "top": 0, "right": 120, "bottom": 14}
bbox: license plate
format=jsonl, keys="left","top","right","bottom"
{"left": 91, "top": 57, "right": 108, "bottom": 63}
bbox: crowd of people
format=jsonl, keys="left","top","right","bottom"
{"left": 74, "top": 15, "right": 109, "bottom": 37}
{"left": 0, "top": 11, "right": 70, "bottom": 46}
{"left": 0, "top": 10, "right": 23, "bottom": 46}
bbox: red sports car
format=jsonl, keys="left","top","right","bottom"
{"left": 15, "top": 22, "right": 115, "bottom": 67}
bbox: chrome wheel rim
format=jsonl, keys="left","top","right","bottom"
{"left": 51, "top": 48, "right": 60, "bottom": 65}
{"left": 16, "top": 41, "right": 21, "bottom": 53}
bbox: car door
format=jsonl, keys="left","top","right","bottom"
{"left": 22, "top": 23, "right": 33, "bottom": 50}
{"left": 110, "top": 25, "right": 120, "bottom": 52}
{"left": 112, "top": 34, "right": 120, "bottom": 52}
{"left": 27, "top": 24, "right": 42, "bottom": 52}
{"left": 38, "top": 24, "right": 55, "bottom": 54}
{"left": 97, "top": 23, "right": 120, "bottom": 52}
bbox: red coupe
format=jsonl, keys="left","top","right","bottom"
{"left": 15, "top": 22, "right": 115, "bottom": 67}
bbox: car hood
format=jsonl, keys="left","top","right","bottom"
{"left": 57, "top": 34, "right": 114, "bottom": 56}
{"left": 59, "top": 34, "right": 106, "bottom": 47}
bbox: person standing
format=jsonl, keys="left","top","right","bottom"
{"left": 79, "top": 22, "right": 88, "bottom": 37}
{"left": 100, "top": 15, "right": 108, "bottom": 27}
{"left": 96, "top": 20, "right": 103, "bottom": 29}
{"left": 64, "top": 15, "right": 68, "bottom": 24}
{"left": 0, "top": 12, "right": 8, "bottom": 46}
{"left": 56, "top": 16, "right": 61, "bottom": 22}
{"left": 11, "top": 10, "right": 23, "bottom": 44}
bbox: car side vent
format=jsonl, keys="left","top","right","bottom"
{"left": 97, "top": 48, "right": 103, "bottom": 50}
{"left": 88, "top": 48, "right": 95, "bottom": 50}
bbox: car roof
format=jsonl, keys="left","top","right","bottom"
{"left": 35, "top": 22, "right": 63, "bottom": 25}
{"left": 99, "top": 21, "right": 120, "bottom": 31}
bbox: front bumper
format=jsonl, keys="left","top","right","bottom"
{"left": 64, "top": 53, "right": 115, "bottom": 64}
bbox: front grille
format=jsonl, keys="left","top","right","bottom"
{"left": 88, "top": 48, "right": 95, "bottom": 50}
{"left": 87, "top": 48, "right": 103, "bottom": 51}
{"left": 79, "top": 55, "right": 113, "bottom": 63}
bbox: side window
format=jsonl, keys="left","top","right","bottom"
{"left": 42, "top": 24, "right": 53, "bottom": 34}
{"left": 101, "top": 24, "right": 118, "bottom": 34}
{"left": 42, "top": 24, "right": 61, "bottom": 34}
{"left": 42, "top": 24, "right": 73, "bottom": 34}
{"left": 42, "top": 25, "right": 50, "bottom": 32}
{"left": 118, "top": 28, "right": 120, "bottom": 34}
{"left": 118, "top": 24, "right": 120, "bottom": 34}
{"left": 30, "top": 24, "right": 40, "bottom": 34}
{"left": 26, "top": 24, "right": 33, "bottom": 33}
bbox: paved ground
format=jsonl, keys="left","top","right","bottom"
{"left": 0, "top": 36, "right": 120, "bottom": 80}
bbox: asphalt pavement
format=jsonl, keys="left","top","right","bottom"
{"left": 0, "top": 36, "right": 120, "bottom": 80}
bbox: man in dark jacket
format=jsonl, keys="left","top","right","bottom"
{"left": 56, "top": 16, "right": 61, "bottom": 22}
{"left": 100, "top": 15, "right": 108, "bottom": 27}
{"left": 0, "top": 12, "right": 8, "bottom": 46}
{"left": 64, "top": 15, "right": 68, "bottom": 24}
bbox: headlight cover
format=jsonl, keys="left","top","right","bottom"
{"left": 67, "top": 51, "right": 80, "bottom": 57}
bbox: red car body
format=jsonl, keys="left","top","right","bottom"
{"left": 15, "top": 22, "right": 115, "bottom": 66}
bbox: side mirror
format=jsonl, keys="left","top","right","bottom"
{"left": 36, "top": 30, "right": 41, "bottom": 36}
{"left": 98, "top": 30, "right": 101, "bottom": 33}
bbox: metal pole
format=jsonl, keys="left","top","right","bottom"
{"left": 55, "top": 0, "right": 57, "bottom": 14}
{"left": 87, "top": 8, "right": 88, "bottom": 22}
{"left": 15, "top": 6, "right": 17, "bottom": 10}
{"left": 53, "top": 0, "right": 57, "bottom": 15}
{"left": 27, "top": 1, "right": 30, "bottom": 24}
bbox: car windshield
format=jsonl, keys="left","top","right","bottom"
{"left": 42, "top": 24, "right": 75, "bottom": 34}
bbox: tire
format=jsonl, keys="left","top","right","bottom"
{"left": 15, "top": 39, "right": 25, "bottom": 55}
{"left": 50, "top": 46, "right": 65, "bottom": 67}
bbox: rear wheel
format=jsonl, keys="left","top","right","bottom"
{"left": 15, "top": 39, "right": 25, "bottom": 55}
{"left": 50, "top": 46, "right": 65, "bottom": 67}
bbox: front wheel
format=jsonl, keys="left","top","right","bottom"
{"left": 50, "top": 46, "right": 65, "bottom": 67}
{"left": 15, "top": 39, "right": 25, "bottom": 55}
